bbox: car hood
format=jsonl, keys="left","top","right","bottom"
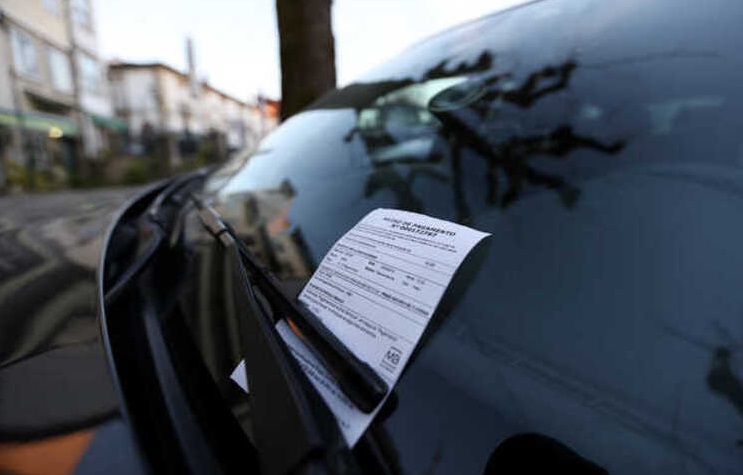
{"left": 0, "top": 188, "right": 146, "bottom": 474}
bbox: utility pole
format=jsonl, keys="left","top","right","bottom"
{"left": 62, "top": 0, "right": 87, "bottom": 179}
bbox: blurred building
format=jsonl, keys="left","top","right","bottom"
{"left": 0, "top": 0, "right": 125, "bottom": 189}
{"left": 108, "top": 40, "right": 279, "bottom": 166}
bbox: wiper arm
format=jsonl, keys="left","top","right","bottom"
{"left": 194, "top": 197, "right": 360, "bottom": 475}
{"left": 194, "top": 198, "right": 388, "bottom": 413}
{"left": 105, "top": 171, "right": 209, "bottom": 305}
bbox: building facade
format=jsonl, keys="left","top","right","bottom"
{"left": 0, "top": 0, "right": 122, "bottom": 190}
{"left": 109, "top": 57, "right": 278, "bottom": 166}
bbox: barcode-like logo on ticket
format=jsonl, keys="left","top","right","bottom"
{"left": 380, "top": 346, "right": 403, "bottom": 373}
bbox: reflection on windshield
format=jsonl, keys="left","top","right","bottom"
{"left": 707, "top": 347, "right": 743, "bottom": 447}
{"left": 431, "top": 60, "right": 625, "bottom": 209}
{"left": 333, "top": 53, "right": 626, "bottom": 222}
{"left": 650, "top": 319, "right": 743, "bottom": 449}
{"left": 221, "top": 179, "right": 315, "bottom": 280}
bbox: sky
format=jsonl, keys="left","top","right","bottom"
{"left": 95, "top": 0, "right": 525, "bottom": 102}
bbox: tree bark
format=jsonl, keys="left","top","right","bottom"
{"left": 276, "top": 0, "right": 336, "bottom": 121}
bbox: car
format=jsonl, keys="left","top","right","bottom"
{"left": 3, "top": 0, "right": 743, "bottom": 473}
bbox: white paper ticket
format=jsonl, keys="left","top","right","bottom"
{"left": 276, "top": 208, "right": 489, "bottom": 445}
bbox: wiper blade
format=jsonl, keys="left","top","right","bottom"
{"left": 193, "top": 197, "right": 360, "bottom": 475}
{"left": 194, "top": 198, "right": 388, "bottom": 413}
{"left": 105, "top": 171, "right": 209, "bottom": 305}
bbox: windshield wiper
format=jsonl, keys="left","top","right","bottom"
{"left": 194, "top": 197, "right": 369, "bottom": 475}
{"left": 104, "top": 176, "right": 360, "bottom": 474}
{"left": 105, "top": 170, "right": 210, "bottom": 305}
{"left": 194, "top": 198, "right": 388, "bottom": 413}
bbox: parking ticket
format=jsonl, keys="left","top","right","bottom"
{"left": 276, "top": 208, "right": 489, "bottom": 445}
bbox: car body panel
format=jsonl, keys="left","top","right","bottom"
{"left": 0, "top": 188, "right": 147, "bottom": 474}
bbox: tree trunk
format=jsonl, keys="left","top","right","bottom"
{"left": 276, "top": 0, "right": 336, "bottom": 121}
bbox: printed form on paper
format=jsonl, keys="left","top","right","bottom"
{"left": 276, "top": 208, "right": 489, "bottom": 445}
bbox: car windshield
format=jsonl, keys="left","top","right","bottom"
{"left": 196, "top": 0, "right": 743, "bottom": 473}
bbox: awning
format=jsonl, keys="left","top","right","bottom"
{"left": 92, "top": 114, "right": 129, "bottom": 132}
{"left": 0, "top": 108, "right": 78, "bottom": 136}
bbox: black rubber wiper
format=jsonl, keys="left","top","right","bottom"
{"left": 105, "top": 170, "right": 209, "bottom": 305}
{"left": 102, "top": 173, "right": 358, "bottom": 474}
{"left": 193, "top": 197, "right": 361, "bottom": 475}
{"left": 194, "top": 199, "right": 388, "bottom": 413}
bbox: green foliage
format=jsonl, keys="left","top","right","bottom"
{"left": 122, "top": 160, "right": 151, "bottom": 185}
{"left": 69, "top": 160, "right": 113, "bottom": 189}
{"left": 5, "top": 161, "right": 62, "bottom": 192}
{"left": 69, "top": 172, "right": 111, "bottom": 189}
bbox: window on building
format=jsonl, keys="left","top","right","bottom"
{"left": 72, "top": 0, "right": 92, "bottom": 29}
{"left": 43, "top": 0, "right": 60, "bottom": 15}
{"left": 79, "top": 53, "right": 101, "bottom": 93}
{"left": 47, "top": 47, "right": 72, "bottom": 93}
{"left": 10, "top": 28, "right": 40, "bottom": 79}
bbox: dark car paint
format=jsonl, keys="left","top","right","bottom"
{"left": 177, "top": 0, "right": 743, "bottom": 473}
{"left": 3, "top": 0, "right": 743, "bottom": 473}
{"left": 0, "top": 188, "right": 148, "bottom": 474}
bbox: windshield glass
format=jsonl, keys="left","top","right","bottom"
{"left": 194, "top": 0, "right": 743, "bottom": 473}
